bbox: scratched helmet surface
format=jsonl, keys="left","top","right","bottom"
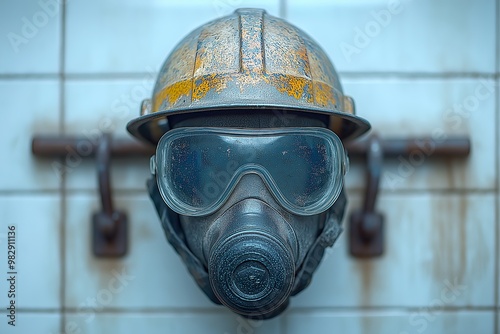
{"left": 127, "top": 8, "right": 370, "bottom": 144}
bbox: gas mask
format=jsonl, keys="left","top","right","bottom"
{"left": 126, "top": 8, "right": 370, "bottom": 319}
{"left": 147, "top": 125, "right": 349, "bottom": 319}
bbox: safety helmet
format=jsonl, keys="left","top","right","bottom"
{"left": 127, "top": 8, "right": 370, "bottom": 143}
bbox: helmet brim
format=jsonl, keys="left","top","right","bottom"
{"left": 127, "top": 104, "right": 371, "bottom": 145}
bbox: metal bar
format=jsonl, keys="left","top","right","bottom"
{"left": 32, "top": 135, "right": 471, "bottom": 159}
{"left": 345, "top": 136, "right": 470, "bottom": 158}
{"left": 31, "top": 136, "right": 155, "bottom": 158}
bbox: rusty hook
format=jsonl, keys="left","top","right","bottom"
{"left": 96, "top": 133, "right": 117, "bottom": 238}
{"left": 349, "top": 134, "right": 385, "bottom": 257}
{"left": 92, "top": 133, "right": 128, "bottom": 257}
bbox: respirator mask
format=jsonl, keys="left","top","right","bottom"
{"left": 148, "top": 126, "right": 349, "bottom": 319}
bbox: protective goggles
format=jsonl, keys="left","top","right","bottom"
{"left": 151, "top": 127, "right": 348, "bottom": 216}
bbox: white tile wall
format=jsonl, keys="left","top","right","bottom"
{"left": 0, "top": 195, "right": 61, "bottom": 309}
{"left": 65, "top": 193, "right": 215, "bottom": 309}
{"left": 0, "top": 80, "right": 60, "bottom": 191}
{"left": 0, "top": 313, "right": 61, "bottom": 334}
{"left": 343, "top": 78, "right": 496, "bottom": 191}
{"left": 497, "top": 1, "right": 500, "bottom": 75}
{"left": 284, "top": 311, "right": 495, "bottom": 334}
{"left": 65, "top": 0, "right": 281, "bottom": 74}
{"left": 291, "top": 192, "right": 495, "bottom": 308}
{"left": 1, "top": 0, "right": 498, "bottom": 333}
{"left": 64, "top": 79, "right": 153, "bottom": 191}
{"left": 65, "top": 312, "right": 280, "bottom": 334}
{"left": 287, "top": 0, "right": 496, "bottom": 74}
{"left": 0, "top": 0, "right": 61, "bottom": 74}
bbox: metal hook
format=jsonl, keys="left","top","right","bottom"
{"left": 92, "top": 133, "right": 128, "bottom": 257}
{"left": 349, "top": 134, "right": 384, "bottom": 257}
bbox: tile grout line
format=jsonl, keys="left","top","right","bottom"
{"left": 495, "top": 1, "right": 499, "bottom": 334}
{"left": 52, "top": 305, "right": 499, "bottom": 314}
{"left": 59, "top": 0, "right": 67, "bottom": 333}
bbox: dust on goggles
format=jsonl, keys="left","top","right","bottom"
{"left": 150, "top": 127, "right": 349, "bottom": 217}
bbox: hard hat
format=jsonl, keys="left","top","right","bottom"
{"left": 127, "top": 8, "right": 370, "bottom": 143}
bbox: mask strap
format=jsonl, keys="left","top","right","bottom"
{"left": 291, "top": 188, "right": 346, "bottom": 295}
{"left": 147, "top": 177, "right": 221, "bottom": 304}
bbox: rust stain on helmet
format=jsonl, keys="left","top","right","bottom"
{"left": 270, "top": 74, "right": 312, "bottom": 102}
{"left": 192, "top": 74, "right": 230, "bottom": 100}
{"left": 315, "top": 82, "right": 337, "bottom": 107}
{"left": 155, "top": 80, "right": 192, "bottom": 107}
{"left": 128, "top": 8, "right": 370, "bottom": 144}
